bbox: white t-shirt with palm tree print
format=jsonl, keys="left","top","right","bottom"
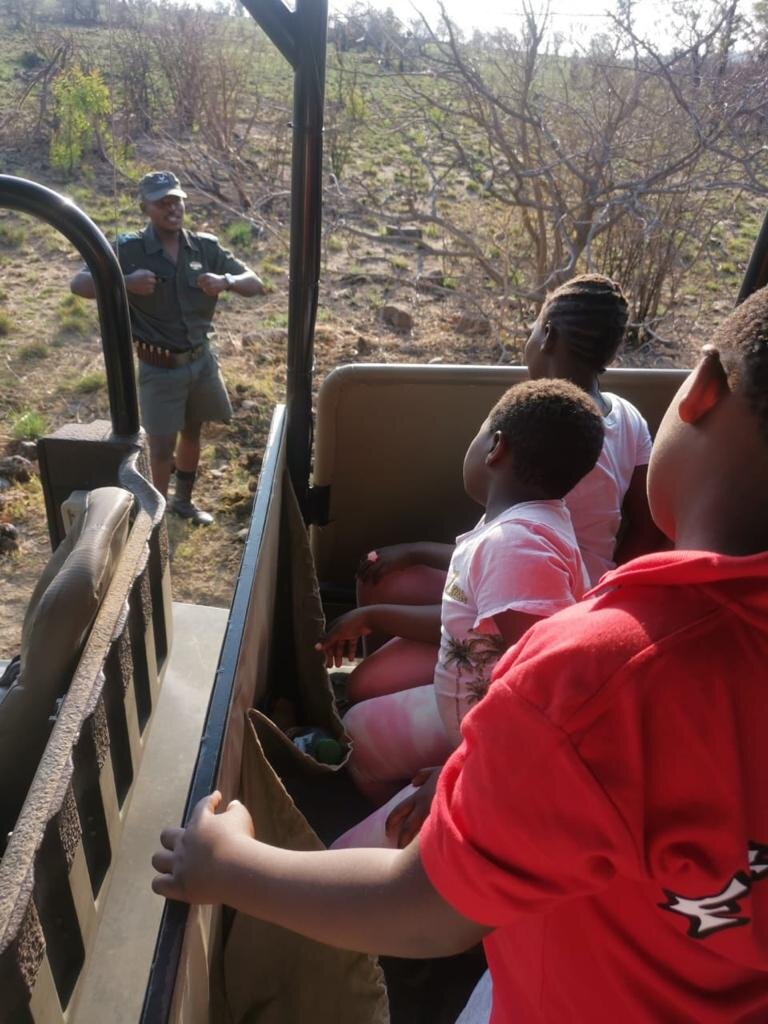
{"left": 433, "top": 500, "right": 588, "bottom": 745}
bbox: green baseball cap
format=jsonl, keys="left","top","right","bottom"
{"left": 138, "top": 170, "right": 187, "bottom": 202}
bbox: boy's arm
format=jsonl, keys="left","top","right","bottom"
{"left": 357, "top": 542, "right": 454, "bottom": 582}
{"left": 316, "top": 603, "right": 442, "bottom": 666}
{"left": 365, "top": 603, "right": 442, "bottom": 643}
{"left": 493, "top": 609, "right": 544, "bottom": 649}
{"left": 615, "top": 465, "right": 668, "bottom": 565}
{"left": 152, "top": 792, "right": 490, "bottom": 958}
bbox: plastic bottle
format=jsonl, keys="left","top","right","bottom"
{"left": 290, "top": 727, "right": 344, "bottom": 765}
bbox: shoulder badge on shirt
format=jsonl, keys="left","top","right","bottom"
{"left": 195, "top": 231, "right": 220, "bottom": 243}
{"left": 116, "top": 231, "right": 141, "bottom": 247}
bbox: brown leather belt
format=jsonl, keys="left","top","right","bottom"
{"left": 134, "top": 340, "right": 206, "bottom": 369}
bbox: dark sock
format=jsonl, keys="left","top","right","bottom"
{"left": 174, "top": 469, "right": 196, "bottom": 504}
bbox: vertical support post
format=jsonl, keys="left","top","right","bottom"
{"left": 736, "top": 209, "right": 768, "bottom": 304}
{"left": 285, "top": 0, "right": 327, "bottom": 517}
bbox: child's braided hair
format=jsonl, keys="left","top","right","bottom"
{"left": 541, "top": 274, "right": 629, "bottom": 373}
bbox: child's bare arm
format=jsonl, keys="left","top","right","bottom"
{"left": 493, "top": 608, "right": 544, "bottom": 649}
{"left": 315, "top": 607, "right": 373, "bottom": 666}
{"left": 615, "top": 465, "right": 668, "bottom": 565}
{"left": 316, "top": 604, "right": 443, "bottom": 665}
{"left": 152, "top": 792, "right": 490, "bottom": 958}
{"left": 362, "top": 603, "right": 442, "bottom": 644}
{"left": 386, "top": 767, "right": 442, "bottom": 849}
{"left": 357, "top": 542, "right": 454, "bottom": 582}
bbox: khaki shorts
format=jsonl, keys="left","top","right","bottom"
{"left": 137, "top": 345, "right": 232, "bottom": 436}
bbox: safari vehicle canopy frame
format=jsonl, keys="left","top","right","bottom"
{"left": 0, "top": 176, "right": 172, "bottom": 1024}
{"left": 140, "top": 2, "right": 328, "bottom": 1020}
{"left": 138, "top": 0, "right": 768, "bottom": 1019}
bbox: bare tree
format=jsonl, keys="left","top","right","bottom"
{"left": 331, "top": 1, "right": 766, "bottom": 343}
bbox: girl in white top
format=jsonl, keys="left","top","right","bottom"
{"left": 317, "top": 381, "right": 603, "bottom": 839}
{"left": 525, "top": 273, "right": 664, "bottom": 584}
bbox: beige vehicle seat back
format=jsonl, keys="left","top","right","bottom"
{"left": 0, "top": 486, "right": 134, "bottom": 840}
{"left": 311, "top": 364, "right": 688, "bottom": 586}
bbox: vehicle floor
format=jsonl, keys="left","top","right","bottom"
{"left": 282, "top": 767, "right": 487, "bottom": 1024}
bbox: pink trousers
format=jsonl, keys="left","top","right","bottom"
{"left": 336, "top": 564, "right": 454, "bottom": 841}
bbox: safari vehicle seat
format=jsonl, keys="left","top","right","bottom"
{"left": 0, "top": 486, "right": 133, "bottom": 847}
{"left": 311, "top": 364, "right": 688, "bottom": 592}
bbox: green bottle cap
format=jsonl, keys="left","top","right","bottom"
{"left": 313, "top": 737, "right": 344, "bottom": 765}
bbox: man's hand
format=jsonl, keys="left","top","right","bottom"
{"left": 315, "top": 608, "right": 373, "bottom": 667}
{"left": 197, "top": 273, "right": 229, "bottom": 296}
{"left": 385, "top": 767, "right": 442, "bottom": 849}
{"left": 356, "top": 543, "right": 417, "bottom": 584}
{"left": 126, "top": 269, "right": 158, "bottom": 295}
{"left": 151, "top": 791, "right": 255, "bottom": 905}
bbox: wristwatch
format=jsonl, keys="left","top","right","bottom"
{"left": 224, "top": 273, "right": 237, "bottom": 290}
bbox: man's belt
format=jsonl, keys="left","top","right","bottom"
{"left": 134, "top": 340, "right": 206, "bottom": 369}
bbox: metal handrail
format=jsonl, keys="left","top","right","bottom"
{"left": 0, "top": 175, "right": 138, "bottom": 436}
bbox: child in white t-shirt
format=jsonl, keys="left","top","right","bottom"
{"left": 432, "top": 499, "right": 588, "bottom": 745}
{"left": 316, "top": 380, "right": 604, "bottom": 833}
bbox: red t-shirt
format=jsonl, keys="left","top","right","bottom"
{"left": 420, "top": 551, "right": 768, "bottom": 1023}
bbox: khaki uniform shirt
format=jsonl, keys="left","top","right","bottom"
{"left": 115, "top": 225, "right": 247, "bottom": 352}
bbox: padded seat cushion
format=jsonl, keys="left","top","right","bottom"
{"left": 0, "top": 486, "right": 134, "bottom": 840}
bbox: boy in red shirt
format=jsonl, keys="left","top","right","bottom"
{"left": 152, "top": 288, "right": 768, "bottom": 1022}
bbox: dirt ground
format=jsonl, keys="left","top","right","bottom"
{"left": 0, "top": 186, "right": 714, "bottom": 660}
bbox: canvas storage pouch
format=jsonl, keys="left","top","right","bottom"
{"left": 222, "top": 712, "right": 389, "bottom": 1024}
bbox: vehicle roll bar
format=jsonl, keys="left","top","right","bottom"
{"left": 737, "top": 208, "right": 768, "bottom": 304}
{"left": 0, "top": 175, "right": 138, "bottom": 437}
{"left": 240, "top": 0, "right": 328, "bottom": 518}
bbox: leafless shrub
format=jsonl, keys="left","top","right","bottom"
{"left": 331, "top": 1, "right": 767, "bottom": 346}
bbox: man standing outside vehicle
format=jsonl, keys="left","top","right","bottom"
{"left": 71, "top": 171, "right": 265, "bottom": 525}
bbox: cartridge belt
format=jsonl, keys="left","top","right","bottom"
{"left": 134, "top": 340, "right": 206, "bottom": 369}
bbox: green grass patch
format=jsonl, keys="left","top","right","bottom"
{"left": 327, "top": 235, "right": 344, "bottom": 253}
{"left": 0, "top": 223, "right": 24, "bottom": 247}
{"left": 18, "top": 341, "right": 50, "bottom": 361}
{"left": 55, "top": 294, "right": 92, "bottom": 337}
{"left": 56, "top": 315, "right": 90, "bottom": 337}
{"left": 59, "top": 293, "right": 89, "bottom": 317}
{"left": 11, "top": 409, "right": 47, "bottom": 440}
{"left": 260, "top": 258, "right": 283, "bottom": 275}
{"left": 2, "top": 475, "right": 44, "bottom": 523}
{"left": 0, "top": 311, "right": 10, "bottom": 336}
{"left": 224, "top": 221, "right": 255, "bottom": 249}
{"left": 72, "top": 370, "right": 106, "bottom": 394}
{"left": 262, "top": 311, "right": 288, "bottom": 328}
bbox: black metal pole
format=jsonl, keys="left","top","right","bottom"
{"left": 0, "top": 175, "right": 139, "bottom": 437}
{"left": 238, "top": 0, "right": 297, "bottom": 66}
{"left": 285, "top": 0, "right": 327, "bottom": 517}
{"left": 737, "top": 209, "right": 768, "bottom": 304}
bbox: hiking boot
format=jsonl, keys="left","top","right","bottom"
{"left": 168, "top": 497, "right": 214, "bottom": 526}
